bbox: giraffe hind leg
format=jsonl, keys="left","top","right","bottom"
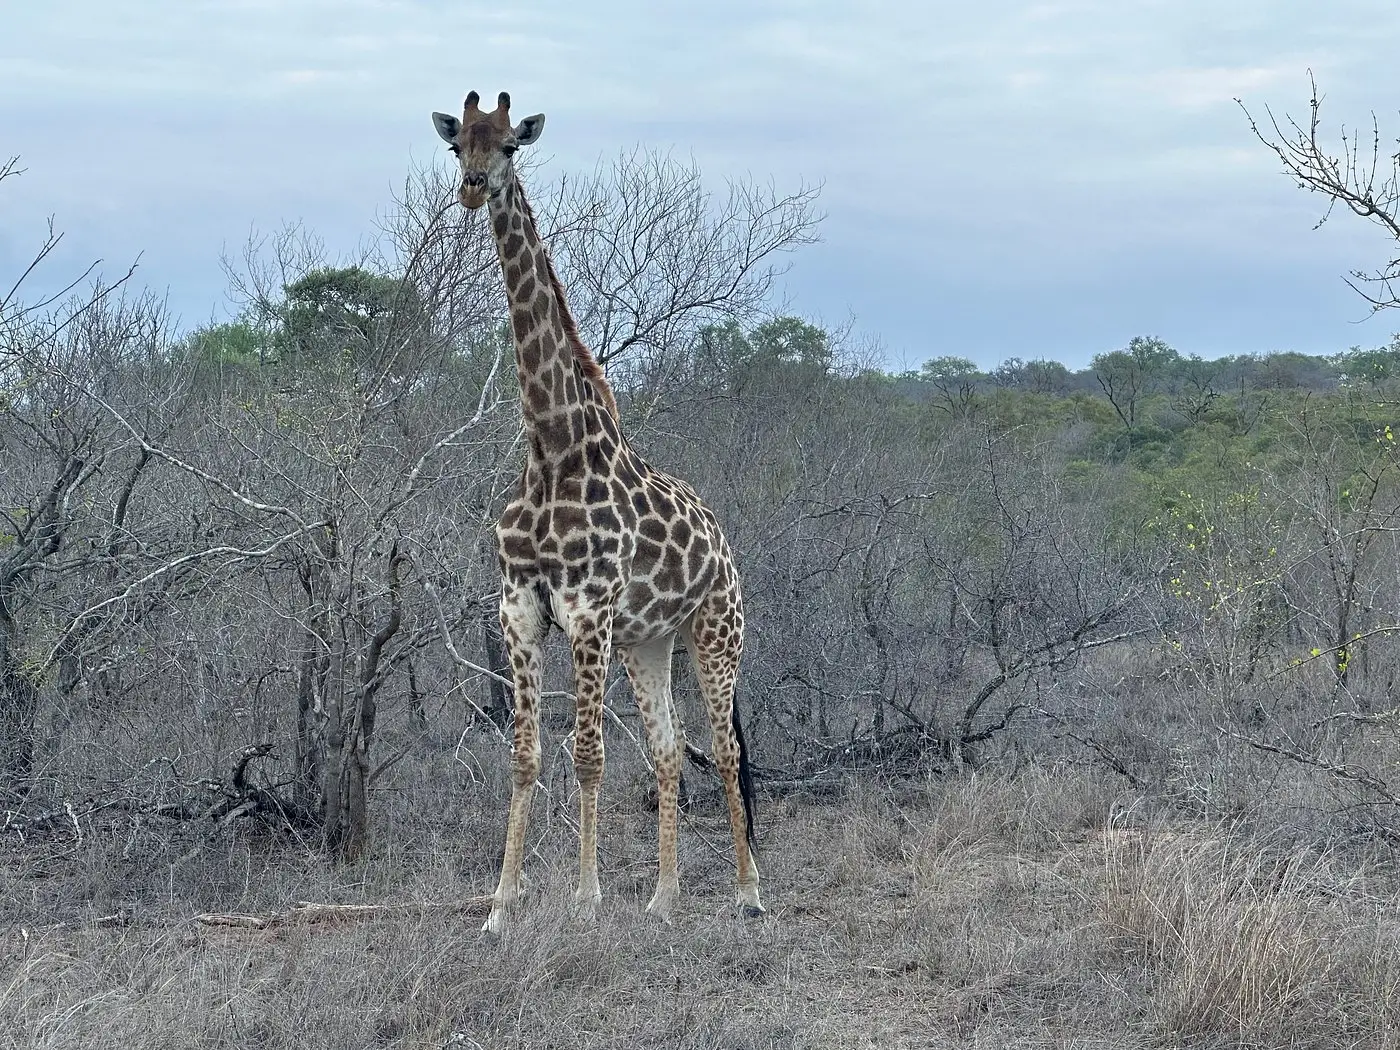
{"left": 620, "top": 635, "right": 684, "bottom": 920}
{"left": 682, "top": 604, "right": 763, "bottom": 916}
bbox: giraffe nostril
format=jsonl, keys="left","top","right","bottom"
{"left": 464, "top": 172, "right": 486, "bottom": 188}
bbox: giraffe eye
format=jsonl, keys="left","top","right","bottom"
{"left": 448, "top": 144, "right": 461, "bottom": 157}
{"left": 501, "top": 143, "right": 517, "bottom": 157}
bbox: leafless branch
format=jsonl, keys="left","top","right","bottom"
{"left": 1239, "top": 73, "right": 1400, "bottom": 312}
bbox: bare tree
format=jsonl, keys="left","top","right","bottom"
{"left": 0, "top": 164, "right": 159, "bottom": 790}
{"left": 1273, "top": 405, "right": 1400, "bottom": 692}
{"left": 542, "top": 149, "right": 822, "bottom": 371}
{"left": 185, "top": 198, "right": 515, "bottom": 858}
{"left": 923, "top": 426, "right": 1157, "bottom": 760}
{"left": 1240, "top": 75, "right": 1400, "bottom": 313}
{"left": 1092, "top": 336, "right": 1178, "bottom": 436}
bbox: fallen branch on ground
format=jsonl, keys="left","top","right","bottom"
{"left": 2, "top": 743, "right": 320, "bottom": 841}
{"left": 193, "top": 896, "right": 495, "bottom": 930}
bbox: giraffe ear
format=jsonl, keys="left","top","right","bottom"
{"left": 431, "top": 112, "right": 460, "bottom": 144}
{"left": 513, "top": 113, "right": 546, "bottom": 146}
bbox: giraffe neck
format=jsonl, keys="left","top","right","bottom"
{"left": 487, "top": 176, "right": 617, "bottom": 461}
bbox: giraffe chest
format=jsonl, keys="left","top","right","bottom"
{"left": 496, "top": 488, "right": 636, "bottom": 596}
{"left": 495, "top": 461, "right": 729, "bottom": 645}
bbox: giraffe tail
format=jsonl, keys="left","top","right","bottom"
{"left": 732, "top": 700, "right": 757, "bottom": 851}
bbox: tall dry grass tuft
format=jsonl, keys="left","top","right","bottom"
{"left": 1100, "top": 829, "right": 1400, "bottom": 1048}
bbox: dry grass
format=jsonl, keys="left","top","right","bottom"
{"left": 1101, "top": 828, "right": 1400, "bottom": 1048}
{"left": 3, "top": 759, "right": 1399, "bottom": 1049}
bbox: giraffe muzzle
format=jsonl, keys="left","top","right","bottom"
{"left": 460, "top": 172, "right": 489, "bottom": 209}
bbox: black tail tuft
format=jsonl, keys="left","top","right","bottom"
{"left": 731, "top": 701, "right": 757, "bottom": 851}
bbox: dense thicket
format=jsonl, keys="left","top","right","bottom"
{"left": 4, "top": 142, "right": 1400, "bottom": 859}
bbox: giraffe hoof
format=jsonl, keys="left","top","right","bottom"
{"left": 482, "top": 908, "right": 509, "bottom": 938}
{"left": 482, "top": 887, "right": 522, "bottom": 937}
{"left": 645, "top": 883, "right": 679, "bottom": 921}
{"left": 741, "top": 904, "right": 767, "bottom": 919}
{"left": 572, "top": 888, "right": 602, "bottom": 922}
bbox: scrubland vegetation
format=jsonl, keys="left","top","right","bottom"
{"left": 4, "top": 86, "right": 1400, "bottom": 1047}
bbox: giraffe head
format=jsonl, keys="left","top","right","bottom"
{"left": 431, "top": 91, "right": 545, "bottom": 210}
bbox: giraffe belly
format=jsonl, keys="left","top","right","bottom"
{"left": 610, "top": 540, "right": 718, "bottom": 648}
{"left": 500, "top": 565, "right": 698, "bottom": 649}
{"left": 611, "top": 583, "right": 702, "bottom": 648}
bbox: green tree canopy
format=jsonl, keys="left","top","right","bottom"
{"left": 278, "top": 265, "right": 428, "bottom": 378}
{"left": 1092, "top": 335, "right": 1179, "bottom": 431}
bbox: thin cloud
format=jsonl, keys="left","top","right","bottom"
{"left": 1147, "top": 65, "right": 1293, "bottom": 109}
{"left": 1, "top": 0, "right": 1398, "bottom": 367}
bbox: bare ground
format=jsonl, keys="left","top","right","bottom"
{"left": 4, "top": 760, "right": 1399, "bottom": 1049}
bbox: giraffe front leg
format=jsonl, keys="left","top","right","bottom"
{"left": 566, "top": 607, "right": 613, "bottom": 916}
{"left": 621, "top": 636, "right": 683, "bottom": 921}
{"left": 484, "top": 588, "right": 547, "bottom": 937}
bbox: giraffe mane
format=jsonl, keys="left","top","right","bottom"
{"left": 513, "top": 181, "right": 620, "bottom": 421}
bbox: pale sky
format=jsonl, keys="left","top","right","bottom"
{"left": 3, "top": 0, "right": 1399, "bottom": 370}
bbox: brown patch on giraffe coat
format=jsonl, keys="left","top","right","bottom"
{"left": 627, "top": 578, "right": 658, "bottom": 604}
{"left": 646, "top": 593, "right": 685, "bottom": 621}
{"left": 589, "top": 532, "right": 620, "bottom": 556}
{"left": 558, "top": 447, "right": 583, "bottom": 476}
{"left": 588, "top": 505, "right": 621, "bottom": 532}
{"left": 565, "top": 561, "right": 591, "bottom": 588}
{"left": 517, "top": 335, "right": 541, "bottom": 372}
{"left": 585, "top": 440, "right": 610, "bottom": 476}
{"left": 653, "top": 557, "right": 685, "bottom": 595}
{"left": 584, "top": 477, "right": 610, "bottom": 505}
{"left": 535, "top": 412, "right": 573, "bottom": 451}
{"left": 686, "top": 542, "right": 707, "bottom": 582}
{"left": 635, "top": 536, "right": 664, "bottom": 567}
{"left": 671, "top": 516, "right": 692, "bottom": 548}
{"left": 500, "top": 533, "right": 533, "bottom": 561}
{"left": 553, "top": 505, "right": 587, "bottom": 535}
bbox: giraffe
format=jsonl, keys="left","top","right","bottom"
{"left": 431, "top": 91, "right": 763, "bottom": 934}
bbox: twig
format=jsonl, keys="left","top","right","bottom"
{"left": 1232, "top": 731, "right": 1400, "bottom": 804}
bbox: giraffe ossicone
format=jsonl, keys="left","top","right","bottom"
{"left": 432, "top": 91, "right": 764, "bottom": 934}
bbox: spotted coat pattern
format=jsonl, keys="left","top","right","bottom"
{"left": 437, "top": 93, "right": 763, "bottom": 934}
